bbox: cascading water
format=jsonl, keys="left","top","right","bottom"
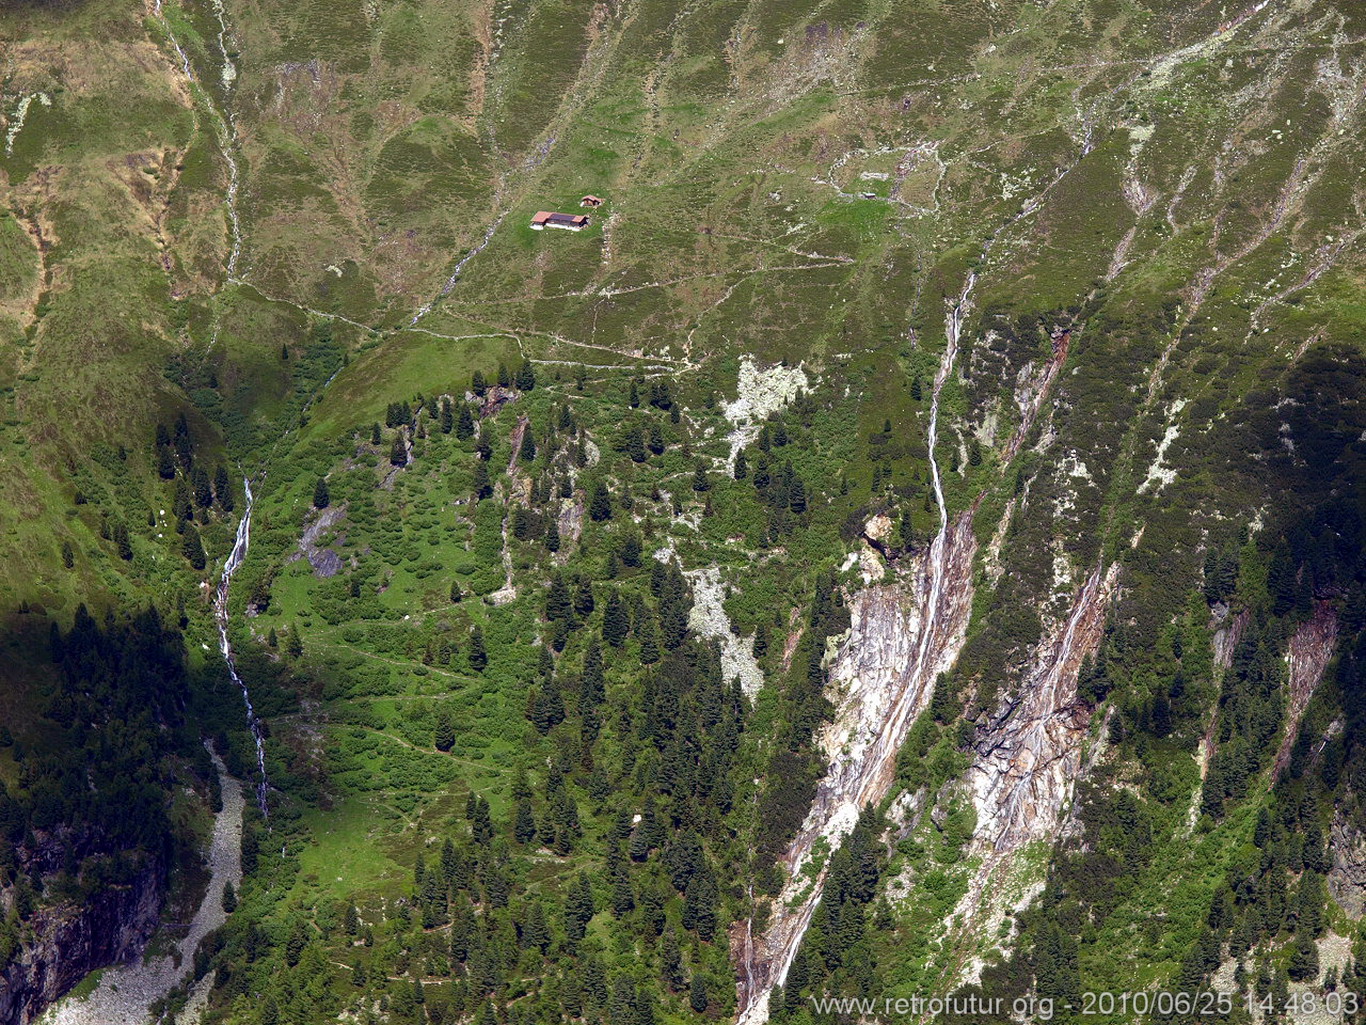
{"left": 215, "top": 478, "right": 270, "bottom": 819}
{"left": 735, "top": 275, "right": 982, "bottom": 1025}
{"left": 410, "top": 213, "right": 507, "bottom": 325}
{"left": 152, "top": 0, "right": 244, "bottom": 283}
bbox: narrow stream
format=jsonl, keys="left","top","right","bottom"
{"left": 152, "top": 0, "right": 244, "bottom": 281}
{"left": 214, "top": 478, "right": 270, "bottom": 819}
{"left": 410, "top": 212, "right": 507, "bottom": 325}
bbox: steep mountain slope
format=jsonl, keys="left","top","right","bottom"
{"left": 1, "top": 0, "right": 1365, "bottom": 1023}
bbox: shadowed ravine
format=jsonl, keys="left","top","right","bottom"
{"left": 40, "top": 753, "right": 244, "bottom": 1025}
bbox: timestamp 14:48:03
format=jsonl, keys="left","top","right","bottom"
{"left": 1077, "top": 990, "right": 1360, "bottom": 1017}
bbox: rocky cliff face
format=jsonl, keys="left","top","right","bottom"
{"left": 951, "top": 563, "right": 1120, "bottom": 978}
{"left": 736, "top": 510, "right": 979, "bottom": 1023}
{"left": 1273, "top": 604, "right": 1339, "bottom": 781}
{"left": 965, "top": 564, "right": 1119, "bottom": 855}
{"left": 0, "top": 855, "right": 164, "bottom": 1025}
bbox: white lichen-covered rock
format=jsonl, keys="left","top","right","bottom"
{"left": 685, "top": 566, "right": 765, "bottom": 699}
{"left": 863, "top": 513, "right": 893, "bottom": 542}
{"left": 722, "top": 358, "right": 810, "bottom": 466}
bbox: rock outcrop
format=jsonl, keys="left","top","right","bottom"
{"left": 0, "top": 853, "right": 164, "bottom": 1025}
{"left": 952, "top": 562, "right": 1120, "bottom": 980}
{"left": 735, "top": 509, "right": 979, "bottom": 1023}
{"left": 1330, "top": 813, "right": 1366, "bottom": 920}
{"left": 1272, "top": 603, "right": 1338, "bottom": 781}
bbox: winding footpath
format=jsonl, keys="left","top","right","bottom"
{"left": 40, "top": 753, "right": 244, "bottom": 1025}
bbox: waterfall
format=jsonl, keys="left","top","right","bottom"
{"left": 736, "top": 272, "right": 982, "bottom": 1024}
{"left": 214, "top": 478, "right": 270, "bottom": 819}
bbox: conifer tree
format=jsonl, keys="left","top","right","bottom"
{"left": 370, "top": 422, "right": 382, "bottom": 445}
{"left": 512, "top": 771, "right": 538, "bottom": 844}
{"left": 214, "top": 465, "right": 234, "bottom": 510}
{"left": 545, "top": 574, "right": 573, "bottom": 622}
{"left": 497, "top": 362, "right": 511, "bottom": 388}
{"left": 692, "top": 459, "right": 711, "bottom": 492}
{"left": 1288, "top": 934, "right": 1319, "bottom": 981}
{"left": 626, "top": 425, "right": 648, "bottom": 462}
{"left": 581, "top": 640, "right": 606, "bottom": 709}
{"left": 574, "top": 576, "right": 595, "bottom": 616}
{"left": 434, "top": 708, "right": 456, "bottom": 752}
{"left": 628, "top": 380, "right": 640, "bottom": 407}
{"left": 440, "top": 397, "right": 454, "bottom": 434}
{"left": 530, "top": 676, "right": 566, "bottom": 733}
{"left": 456, "top": 404, "right": 475, "bottom": 439}
{"left": 899, "top": 509, "right": 915, "bottom": 549}
{"left": 734, "top": 448, "right": 748, "bottom": 480}
{"left": 545, "top": 517, "right": 561, "bottom": 552}
{"left": 523, "top": 902, "right": 550, "bottom": 953}
{"left": 182, "top": 522, "right": 206, "bottom": 570}
{"left": 512, "top": 506, "right": 536, "bottom": 542}
{"left": 114, "top": 522, "right": 133, "bottom": 561}
{"left": 611, "top": 860, "right": 634, "bottom": 917}
{"left": 589, "top": 481, "right": 613, "bottom": 521}
{"left": 753, "top": 623, "right": 769, "bottom": 658}
{"left": 468, "top": 626, "right": 488, "bottom": 672}
{"left": 515, "top": 359, "right": 536, "bottom": 391}
{"left": 564, "top": 873, "right": 595, "bottom": 939}
{"left": 472, "top": 460, "right": 492, "bottom": 500}
{"left": 639, "top": 621, "right": 661, "bottom": 664}
{"left": 389, "top": 436, "right": 406, "bottom": 466}
{"left": 313, "top": 476, "right": 330, "bottom": 509}
{"left": 662, "top": 929, "right": 684, "bottom": 990}
{"left": 519, "top": 425, "right": 537, "bottom": 462}
{"left": 472, "top": 370, "right": 488, "bottom": 396}
{"left": 690, "top": 976, "right": 709, "bottom": 1013}
{"left": 682, "top": 872, "right": 718, "bottom": 939}
{"left": 193, "top": 466, "right": 214, "bottom": 508}
{"left": 173, "top": 412, "right": 192, "bottom": 466}
{"left": 603, "top": 591, "right": 629, "bottom": 647}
